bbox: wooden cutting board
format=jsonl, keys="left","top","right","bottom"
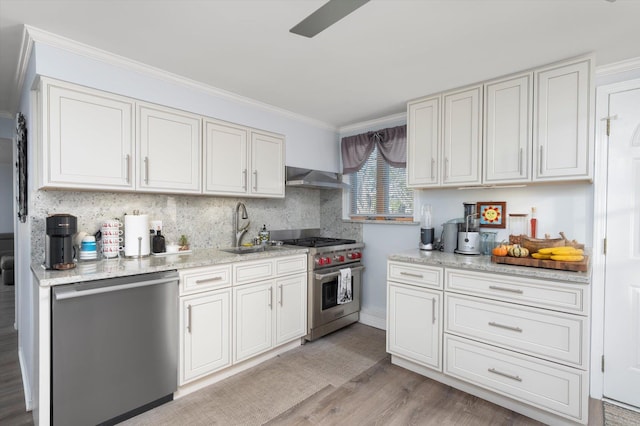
{"left": 491, "top": 255, "right": 589, "bottom": 272}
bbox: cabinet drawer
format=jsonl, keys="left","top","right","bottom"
{"left": 445, "top": 335, "right": 587, "bottom": 422}
{"left": 234, "top": 259, "right": 274, "bottom": 285}
{"left": 445, "top": 269, "right": 588, "bottom": 314}
{"left": 275, "top": 255, "right": 307, "bottom": 276}
{"left": 388, "top": 261, "right": 443, "bottom": 289}
{"left": 445, "top": 294, "right": 587, "bottom": 368}
{"left": 180, "top": 265, "right": 232, "bottom": 295}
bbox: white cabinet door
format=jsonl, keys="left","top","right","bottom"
{"left": 137, "top": 103, "right": 202, "bottom": 193}
{"left": 203, "top": 119, "right": 249, "bottom": 195}
{"left": 233, "top": 280, "right": 274, "bottom": 363}
{"left": 442, "top": 85, "right": 482, "bottom": 186}
{"left": 533, "top": 58, "right": 593, "bottom": 181}
{"left": 41, "top": 78, "right": 134, "bottom": 190}
{"left": 275, "top": 274, "right": 307, "bottom": 345}
{"left": 250, "top": 131, "right": 285, "bottom": 197}
{"left": 180, "top": 289, "right": 231, "bottom": 384}
{"left": 483, "top": 73, "right": 532, "bottom": 183}
{"left": 407, "top": 96, "right": 440, "bottom": 187}
{"left": 387, "top": 282, "right": 442, "bottom": 370}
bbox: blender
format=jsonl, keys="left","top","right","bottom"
{"left": 419, "top": 204, "right": 434, "bottom": 250}
{"left": 455, "top": 202, "right": 481, "bottom": 255}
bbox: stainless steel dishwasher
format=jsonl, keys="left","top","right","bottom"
{"left": 51, "top": 270, "right": 178, "bottom": 426}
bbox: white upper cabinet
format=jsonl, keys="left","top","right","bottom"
{"left": 39, "top": 78, "right": 135, "bottom": 191}
{"left": 483, "top": 73, "right": 533, "bottom": 183}
{"left": 442, "top": 85, "right": 483, "bottom": 186}
{"left": 533, "top": 58, "right": 593, "bottom": 181}
{"left": 137, "top": 102, "right": 202, "bottom": 193}
{"left": 204, "top": 120, "right": 285, "bottom": 198}
{"left": 203, "top": 119, "right": 249, "bottom": 195}
{"left": 407, "top": 96, "right": 440, "bottom": 187}
{"left": 250, "top": 131, "right": 285, "bottom": 197}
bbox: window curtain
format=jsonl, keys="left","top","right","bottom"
{"left": 341, "top": 125, "right": 407, "bottom": 174}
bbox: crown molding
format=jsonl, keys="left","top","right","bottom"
{"left": 596, "top": 55, "right": 640, "bottom": 76}
{"left": 338, "top": 111, "right": 406, "bottom": 134}
{"left": 21, "top": 25, "right": 336, "bottom": 132}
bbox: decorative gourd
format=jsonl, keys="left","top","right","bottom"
{"left": 492, "top": 245, "right": 508, "bottom": 256}
{"left": 508, "top": 245, "right": 529, "bottom": 257}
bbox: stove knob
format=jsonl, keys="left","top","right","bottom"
{"left": 325, "top": 256, "right": 332, "bottom": 264}
{"left": 347, "top": 253, "right": 356, "bottom": 259}
{"left": 335, "top": 255, "right": 345, "bottom": 262}
{"left": 315, "top": 257, "right": 325, "bottom": 266}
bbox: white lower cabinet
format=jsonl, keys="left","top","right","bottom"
{"left": 180, "top": 289, "right": 231, "bottom": 384}
{"left": 387, "top": 261, "right": 590, "bottom": 425}
{"left": 179, "top": 255, "right": 307, "bottom": 388}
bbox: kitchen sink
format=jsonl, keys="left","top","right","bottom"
{"left": 220, "top": 245, "right": 280, "bottom": 255}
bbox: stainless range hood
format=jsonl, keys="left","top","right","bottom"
{"left": 285, "top": 166, "right": 349, "bottom": 190}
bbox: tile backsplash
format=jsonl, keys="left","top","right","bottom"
{"left": 31, "top": 187, "right": 362, "bottom": 262}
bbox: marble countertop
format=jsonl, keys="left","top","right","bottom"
{"left": 388, "top": 249, "right": 591, "bottom": 284}
{"left": 32, "top": 246, "right": 309, "bottom": 287}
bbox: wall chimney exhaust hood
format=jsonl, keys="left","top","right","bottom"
{"left": 285, "top": 166, "right": 349, "bottom": 190}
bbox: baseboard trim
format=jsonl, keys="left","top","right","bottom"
{"left": 358, "top": 311, "right": 386, "bottom": 330}
{"left": 603, "top": 398, "right": 640, "bottom": 413}
{"left": 18, "top": 347, "right": 33, "bottom": 411}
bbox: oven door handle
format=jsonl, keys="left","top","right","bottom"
{"left": 314, "top": 265, "right": 364, "bottom": 281}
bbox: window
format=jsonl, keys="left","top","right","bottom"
{"left": 349, "top": 145, "right": 413, "bottom": 218}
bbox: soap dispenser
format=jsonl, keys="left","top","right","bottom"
{"left": 152, "top": 228, "right": 166, "bottom": 253}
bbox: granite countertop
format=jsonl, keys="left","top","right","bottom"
{"left": 32, "top": 246, "right": 309, "bottom": 287}
{"left": 388, "top": 249, "right": 591, "bottom": 284}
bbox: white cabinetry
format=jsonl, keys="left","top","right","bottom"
{"left": 442, "top": 85, "right": 483, "bottom": 186}
{"left": 407, "top": 96, "right": 440, "bottom": 187}
{"left": 533, "top": 57, "right": 593, "bottom": 181}
{"left": 233, "top": 255, "right": 307, "bottom": 363}
{"left": 137, "top": 102, "right": 202, "bottom": 193}
{"left": 204, "top": 119, "right": 285, "bottom": 198}
{"left": 179, "top": 265, "right": 233, "bottom": 385}
{"left": 387, "top": 262, "right": 443, "bottom": 371}
{"left": 39, "top": 77, "right": 135, "bottom": 190}
{"left": 387, "top": 260, "right": 590, "bottom": 425}
{"left": 483, "top": 73, "right": 532, "bottom": 183}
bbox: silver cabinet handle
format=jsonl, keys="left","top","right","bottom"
{"left": 242, "top": 169, "right": 247, "bottom": 190}
{"left": 187, "top": 304, "right": 192, "bottom": 333}
{"left": 518, "top": 147, "right": 523, "bottom": 175}
{"left": 488, "top": 321, "right": 523, "bottom": 333}
{"left": 195, "top": 276, "right": 223, "bottom": 284}
{"left": 538, "top": 146, "right": 543, "bottom": 175}
{"left": 488, "top": 368, "right": 522, "bottom": 382}
{"left": 431, "top": 158, "right": 435, "bottom": 180}
{"left": 279, "top": 284, "right": 283, "bottom": 306}
{"left": 253, "top": 170, "right": 258, "bottom": 191}
{"left": 400, "top": 271, "right": 423, "bottom": 278}
{"left": 314, "top": 265, "right": 365, "bottom": 280}
{"left": 268, "top": 286, "right": 273, "bottom": 309}
{"left": 444, "top": 157, "right": 449, "bottom": 180}
{"left": 432, "top": 298, "right": 436, "bottom": 324}
{"left": 144, "top": 156, "right": 150, "bottom": 184}
{"left": 125, "top": 154, "right": 130, "bottom": 183}
{"left": 488, "top": 285, "right": 523, "bottom": 294}
{"left": 54, "top": 277, "right": 177, "bottom": 300}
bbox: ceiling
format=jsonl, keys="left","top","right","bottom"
{"left": 1, "top": 0, "right": 640, "bottom": 128}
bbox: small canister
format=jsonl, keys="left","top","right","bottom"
{"left": 259, "top": 225, "right": 270, "bottom": 244}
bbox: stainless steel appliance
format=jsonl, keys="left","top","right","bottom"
{"left": 51, "top": 271, "right": 178, "bottom": 425}
{"left": 45, "top": 214, "right": 77, "bottom": 270}
{"left": 273, "top": 229, "right": 364, "bottom": 341}
{"left": 456, "top": 202, "right": 481, "bottom": 255}
{"left": 419, "top": 204, "right": 434, "bottom": 250}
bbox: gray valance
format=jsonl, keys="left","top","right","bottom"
{"left": 341, "top": 125, "right": 407, "bottom": 174}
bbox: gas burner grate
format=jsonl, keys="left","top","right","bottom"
{"left": 282, "top": 237, "right": 356, "bottom": 248}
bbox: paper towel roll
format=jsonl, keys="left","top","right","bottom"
{"left": 124, "top": 214, "right": 150, "bottom": 257}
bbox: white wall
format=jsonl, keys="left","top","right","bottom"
{"left": 0, "top": 160, "right": 13, "bottom": 233}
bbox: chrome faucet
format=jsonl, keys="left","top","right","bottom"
{"left": 234, "top": 202, "right": 250, "bottom": 247}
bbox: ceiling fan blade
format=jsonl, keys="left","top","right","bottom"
{"left": 290, "top": 0, "right": 370, "bottom": 38}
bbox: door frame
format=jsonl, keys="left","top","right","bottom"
{"left": 591, "top": 68, "right": 640, "bottom": 399}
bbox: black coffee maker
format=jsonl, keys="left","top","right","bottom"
{"left": 45, "top": 214, "right": 77, "bottom": 270}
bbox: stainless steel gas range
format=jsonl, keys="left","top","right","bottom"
{"left": 271, "top": 229, "right": 364, "bottom": 341}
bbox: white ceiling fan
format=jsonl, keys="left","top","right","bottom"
{"left": 290, "top": 0, "right": 370, "bottom": 38}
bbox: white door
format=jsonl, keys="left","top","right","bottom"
{"left": 203, "top": 119, "right": 249, "bottom": 195}
{"left": 603, "top": 81, "right": 640, "bottom": 408}
{"left": 250, "top": 131, "right": 284, "bottom": 197}
{"left": 137, "top": 103, "right": 202, "bottom": 193}
{"left": 407, "top": 96, "right": 440, "bottom": 187}
{"left": 275, "top": 274, "right": 307, "bottom": 345}
{"left": 233, "top": 281, "right": 274, "bottom": 363}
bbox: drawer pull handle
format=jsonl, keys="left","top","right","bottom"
{"left": 488, "top": 285, "right": 523, "bottom": 294}
{"left": 488, "top": 321, "right": 523, "bottom": 333}
{"left": 488, "top": 368, "right": 522, "bottom": 382}
{"left": 400, "top": 272, "right": 423, "bottom": 278}
{"left": 195, "top": 276, "right": 223, "bottom": 284}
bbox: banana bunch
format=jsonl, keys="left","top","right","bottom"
{"left": 531, "top": 246, "right": 584, "bottom": 261}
